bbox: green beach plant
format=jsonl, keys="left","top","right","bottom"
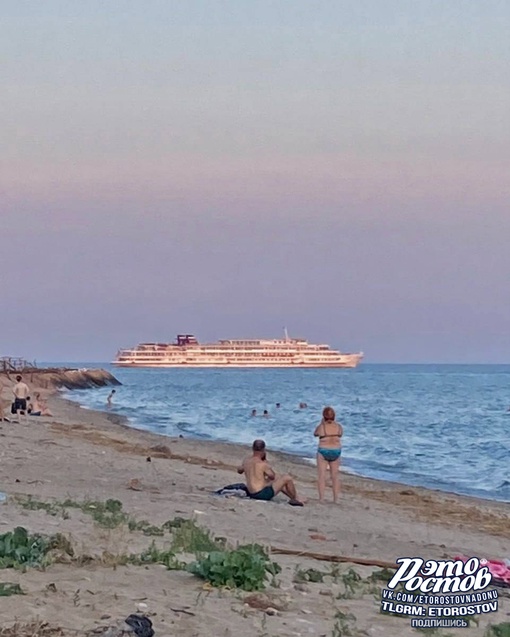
{"left": 14, "top": 496, "right": 65, "bottom": 518}
{"left": 0, "top": 583, "right": 24, "bottom": 596}
{"left": 293, "top": 567, "right": 326, "bottom": 583}
{"left": 62, "top": 498, "right": 128, "bottom": 528}
{"left": 484, "top": 623, "right": 510, "bottom": 637}
{"left": 168, "top": 518, "right": 221, "bottom": 553}
{"left": 331, "top": 609, "right": 362, "bottom": 637}
{"left": 127, "top": 519, "right": 165, "bottom": 535}
{"left": 188, "top": 544, "right": 281, "bottom": 591}
{"left": 0, "top": 527, "right": 70, "bottom": 569}
{"left": 129, "top": 542, "right": 185, "bottom": 570}
{"left": 15, "top": 496, "right": 128, "bottom": 528}
{"left": 368, "top": 567, "right": 396, "bottom": 583}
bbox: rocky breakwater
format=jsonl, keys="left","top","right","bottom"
{"left": 0, "top": 367, "right": 121, "bottom": 392}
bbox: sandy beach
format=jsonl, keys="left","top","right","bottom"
{"left": 0, "top": 381, "right": 509, "bottom": 636}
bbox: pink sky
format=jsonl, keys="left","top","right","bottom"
{"left": 1, "top": 1, "right": 509, "bottom": 361}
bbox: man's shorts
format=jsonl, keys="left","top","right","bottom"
{"left": 248, "top": 486, "right": 275, "bottom": 501}
{"left": 14, "top": 398, "right": 27, "bottom": 412}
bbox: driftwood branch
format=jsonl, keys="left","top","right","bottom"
{"left": 270, "top": 548, "right": 510, "bottom": 590}
{"left": 270, "top": 547, "right": 397, "bottom": 569}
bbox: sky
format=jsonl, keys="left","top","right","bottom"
{"left": 1, "top": 1, "right": 509, "bottom": 363}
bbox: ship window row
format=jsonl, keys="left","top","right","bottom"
{"left": 122, "top": 350, "right": 341, "bottom": 356}
{"left": 129, "top": 348, "right": 317, "bottom": 354}
{"left": 128, "top": 350, "right": 320, "bottom": 356}
{"left": 129, "top": 347, "right": 334, "bottom": 353}
{"left": 127, "top": 344, "right": 335, "bottom": 353}
{"left": 120, "top": 352, "right": 340, "bottom": 361}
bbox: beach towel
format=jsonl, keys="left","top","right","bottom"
{"left": 214, "top": 483, "right": 249, "bottom": 498}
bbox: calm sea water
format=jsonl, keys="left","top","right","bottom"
{"left": 61, "top": 364, "right": 510, "bottom": 503}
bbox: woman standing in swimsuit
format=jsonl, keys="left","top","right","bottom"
{"left": 314, "top": 406, "right": 343, "bottom": 503}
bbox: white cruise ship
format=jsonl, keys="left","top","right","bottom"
{"left": 112, "top": 333, "right": 363, "bottom": 368}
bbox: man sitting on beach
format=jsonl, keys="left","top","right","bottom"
{"left": 237, "top": 440, "right": 304, "bottom": 506}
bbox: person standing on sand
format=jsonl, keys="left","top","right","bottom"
{"left": 13, "top": 375, "right": 30, "bottom": 424}
{"left": 314, "top": 406, "right": 343, "bottom": 503}
{"left": 237, "top": 440, "right": 304, "bottom": 506}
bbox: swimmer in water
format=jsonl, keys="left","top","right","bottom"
{"left": 107, "top": 390, "right": 116, "bottom": 407}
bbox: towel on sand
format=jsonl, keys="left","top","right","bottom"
{"left": 214, "top": 483, "right": 249, "bottom": 498}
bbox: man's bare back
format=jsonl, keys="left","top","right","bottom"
{"left": 13, "top": 381, "right": 30, "bottom": 399}
{"left": 238, "top": 440, "right": 304, "bottom": 505}
{"left": 240, "top": 455, "right": 275, "bottom": 494}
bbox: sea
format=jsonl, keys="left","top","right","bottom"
{"left": 58, "top": 364, "right": 510, "bottom": 504}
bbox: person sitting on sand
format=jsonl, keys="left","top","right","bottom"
{"left": 314, "top": 406, "right": 343, "bottom": 503}
{"left": 28, "top": 393, "right": 53, "bottom": 417}
{"left": 107, "top": 389, "right": 116, "bottom": 407}
{"left": 237, "top": 440, "right": 304, "bottom": 506}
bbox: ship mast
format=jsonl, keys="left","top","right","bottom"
{"left": 284, "top": 326, "right": 289, "bottom": 341}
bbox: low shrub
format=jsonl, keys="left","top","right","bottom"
{"left": 0, "top": 527, "right": 65, "bottom": 569}
{"left": 188, "top": 544, "right": 281, "bottom": 591}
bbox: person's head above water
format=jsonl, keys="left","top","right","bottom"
{"left": 322, "top": 406, "right": 335, "bottom": 422}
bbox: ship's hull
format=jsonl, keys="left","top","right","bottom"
{"left": 112, "top": 357, "right": 362, "bottom": 369}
